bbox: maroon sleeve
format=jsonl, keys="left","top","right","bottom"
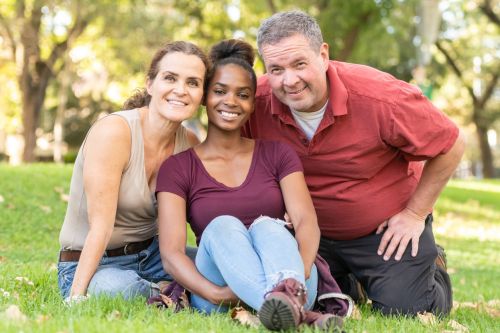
{"left": 273, "top": 141, "right": 304, "bottom": 181}
{"left": 384, "top": 83, "right": 459, "bottom": 161}
{"left": 155, "top": 153, "right": 189, "bottom": 200}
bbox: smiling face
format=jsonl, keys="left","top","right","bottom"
{"left": 205, "top": 63, "right": 255, "bottom": 132}
{"left": 261, "top": 34, "right": 330, "bottom": 113}
{"left": 146, "top": 52, "right": 206, "bottom": 122}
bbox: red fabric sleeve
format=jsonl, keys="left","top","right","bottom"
{"left": 385, "top": 83, "right": 459, "bottom": 161}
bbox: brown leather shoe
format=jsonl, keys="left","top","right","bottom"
{"left": 258, "top": 278, "right": 307, "bottom": 331}
{"left": 303, "top": 310, "right": 344, "bottom": 331}
{"left": 435, "top": 244, "right": 447, "bottom": 271}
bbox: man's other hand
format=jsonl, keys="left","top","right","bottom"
{"left": 376, "top": 208, "right": 426, "bottom": 261}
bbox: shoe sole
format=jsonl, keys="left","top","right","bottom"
{"left": 320, "top": 315, "right": 344, "bottom": 332}
{"left": 259, "top": 294, "right": 297, "bottom": 331}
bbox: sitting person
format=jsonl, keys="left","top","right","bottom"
{"left": 155, "top": 39, "right": 341, "bottom": 331}
{"left": 57, "top": 41, "right": 208, "bottom": 302}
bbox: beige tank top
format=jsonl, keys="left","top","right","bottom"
{"left": 59, "top": 109, "right": 192, "bottom": 250}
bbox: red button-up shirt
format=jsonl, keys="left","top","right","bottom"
{"left": 243, "top": 61, "right": 459, "bottom": 240}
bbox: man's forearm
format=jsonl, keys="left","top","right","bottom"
{"left": 406, "top": 131, "right": 465, "bottom": 216}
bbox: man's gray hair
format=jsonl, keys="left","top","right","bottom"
{"left": 257, "top": 10, "right": 323, "bottom": 54}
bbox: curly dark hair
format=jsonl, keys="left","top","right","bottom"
{"left": 206, "top": 39, "right": 256, "bottom": 92}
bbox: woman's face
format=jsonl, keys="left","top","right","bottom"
{"left": 147, "top": 52, "right": 206, "bottom": 122}
{"left": 205, "top": 63, "right": 255, "bottom": 132}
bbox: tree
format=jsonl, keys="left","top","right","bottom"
{"left": 241, "top": 0, "right": 420, "bottom": 79}
{"left": 0, "top": 0, "right": 99, "bottom": 162}
{"left": 435, "top": 0, "right": 499, "bottom": 178}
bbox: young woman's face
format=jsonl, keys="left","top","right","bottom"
{"left": 205, "top": 63, "right": 255, "bottom": 131}
{"left": 147, "top": 52, "right": 206, "bottom": 122}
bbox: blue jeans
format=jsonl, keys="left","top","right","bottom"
{"left": 191, "top": 215, "right": 318, "bottom": 313}
{"left": 58, "top": 236, "right": 197, "bottom": 299}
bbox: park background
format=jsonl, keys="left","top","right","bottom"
{"left": 0, "top": 0, "right": 499, "bottom": 332}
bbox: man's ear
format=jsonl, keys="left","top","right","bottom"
{"left": 319, "top": 42, "right": 330, "bottom": 70}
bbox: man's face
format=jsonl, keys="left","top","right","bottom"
{"left": 261, "top": 34, "right": 329, "bottom": 113}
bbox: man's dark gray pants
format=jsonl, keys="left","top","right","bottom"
{"left": 319, "top": 215, "right": 453, "bottom": 316}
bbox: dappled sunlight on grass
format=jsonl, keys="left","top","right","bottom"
{"left": 436, "top": 197, "right": 499, "bottom": 222}
{"left": 434, "top": 211, "right": 500, "bottom": 241}
{"left": 448, "top": 179, "right": 500, "bottom": 193}
{"left": 434, "top": 178, "right": 500, "bottom": 242}
{"left": 1, "top": 166, "right": 499, "bottom": 332}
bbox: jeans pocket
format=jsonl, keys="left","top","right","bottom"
{"left": 58, "top": 261, "right": 78, "bottom": 298}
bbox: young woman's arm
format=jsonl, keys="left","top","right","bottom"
{"left": 157, "top": 192, "right": 238, "bottom": 304}
{"left": 69, "top": 116, "right": 131, "bottom": 297}
{"left": 280, "top": 172, "right": 320, "bottom": 279}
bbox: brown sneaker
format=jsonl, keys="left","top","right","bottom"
{"left": 303, "top": 310, "right": 344, "bottom": 331}
{"left": 258, "top": 278, "right": 307, "bottom": 331}
{"left": 435, "top": 244, "right": 447, "bottom": 271}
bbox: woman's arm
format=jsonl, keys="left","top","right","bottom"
{"left": 280, "top": 172, "right": 320, "bottom": 279}
{"left": 157, "top": 192, "right": 238, "bottom": 304}
{"left": 69, "top": 116, "right": 131, "bottom": 297}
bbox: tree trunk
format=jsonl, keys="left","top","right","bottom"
{"left": 20, "top": 70, "right": 52, "bottom": 162}
{"left": 21, "top": 92, "right": 38, "bottom": 162}
{"left": 53, "top": 57, "right": 71, "bottom": 163}
{"left": 475, "top": 123, "right": 495, "bottom": 178}
{"left": 337, "top": 11, "right": 374, "bottom": 62}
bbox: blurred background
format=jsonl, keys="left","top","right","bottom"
{"left": 0, "top": 0, "right": 498, "bottom": 178}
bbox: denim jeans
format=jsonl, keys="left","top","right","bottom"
{"left": 190, "top": 215, "right": 318, "bottom": 313}
{"left": 58, "top": 236, "right": 197, "bottom": 299}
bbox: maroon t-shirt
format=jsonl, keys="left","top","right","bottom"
{"left": 156, "top": 140, "right": 303, "bottom": 245}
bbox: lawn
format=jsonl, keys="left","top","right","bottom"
{"left": 0, "top": 164, "right": 499, "bottom": 332}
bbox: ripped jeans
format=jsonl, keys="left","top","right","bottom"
{"left": 191, "top": 215, "right": 318, "bottom": 313}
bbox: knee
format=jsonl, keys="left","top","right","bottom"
{"left": 371, "top": 287, "right": 429, "bottom": 316}
{"left": 249, "top": 216, "right": 285, "bottom": 235}
{"left": 204, "top": 215, "right": 246, "bottom": 237}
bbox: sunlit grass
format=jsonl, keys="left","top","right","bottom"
{"left": 0, "top": 164, "right": 499, "bottom": 332}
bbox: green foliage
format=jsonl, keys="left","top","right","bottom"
{"left": 434, "top": 0, "right": 499, "bottom": 125}
{"left": 63, "top": 151, "right": 78, "bottom": 164}
{"left": 0, "top": 165, "right": 499, "bottom": 332}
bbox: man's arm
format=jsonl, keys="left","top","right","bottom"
{"left": 377, "top": 130, "right": 466, "bottom": 261}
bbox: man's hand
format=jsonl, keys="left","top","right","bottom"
{"left": 376, "top": 208, "right": 426, "bottom": 261}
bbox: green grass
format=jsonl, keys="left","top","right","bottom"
{"left": 0, "top": 165, "right": 499, "bottom": 332}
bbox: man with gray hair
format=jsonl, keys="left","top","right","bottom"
{"left": 243, "top": 10, "right": 464, "bottom": 319}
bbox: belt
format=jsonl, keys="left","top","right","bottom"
{"left": 59, "top": 237, "right": 154, "bottom": 262}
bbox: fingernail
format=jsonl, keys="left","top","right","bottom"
{"left": 383, "top": 256, "right": 388, "bottom": 261}
{"left": 377, "top": 251, "right": 382, "bottom": 255}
